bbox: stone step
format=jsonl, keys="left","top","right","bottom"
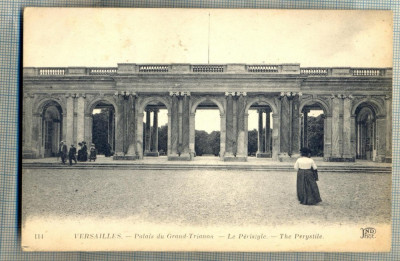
{"left": 22, "top": 163, "right": 391, "bottom": 173}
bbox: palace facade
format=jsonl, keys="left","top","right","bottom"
{"left": 23, "top": 63, "right": 392, "bottom": 162}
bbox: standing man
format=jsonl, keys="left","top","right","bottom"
{"left": 69, "top": 144, "right": 77, "bottom": 165}
{"left": 61, "top": 141, "right": 68, "bottom": 164}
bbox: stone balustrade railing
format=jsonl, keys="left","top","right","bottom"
{"left": 247, "top": 65, "right": 278, "bottom": 73}
{"left": 300, "top": 68, "right": 328, "bottom": 75}
{"left": 192, "top": 65, "right": 224, "bottom": 72}
{"left": 89, "top": 68, "right": 118, "bottom": 75}
{"left": 139, "top": 65, "right": 169, "bottom": 73}
{"left": 24, "top": 64, "right": 392, "bottom": 77}
{"left": 352, "top": 68, "right": 383, "bottom": 76}
{"left": 38, "top": 68, "right": 66, "bottom": 75}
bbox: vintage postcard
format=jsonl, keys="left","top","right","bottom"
{"left": 21, "top": 8, "right": 392, "bottom": 251}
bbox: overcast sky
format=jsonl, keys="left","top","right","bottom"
{"left": 25, "top": 8, "right": 392, "bottom": 132}
{"left": 24, "top": 8, "right": 392, "bottom": 67}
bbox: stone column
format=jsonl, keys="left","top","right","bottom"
{"left": 108, "top": 109, "right": 115, "bottom": 150}
{"left": 350, "top": 114, "right": 357, "bottom": 160}
{"left": 225, "top": 92, "right": 234, "bottom": 158}
{"left": 265, "top": 109, "right": 271, "bottom": 157}
{"left": 84, "top": 113, "right": 92, "bottom": 147}
{"left": 123, "top": 94, "right": 129, "bottom": 154}
{"left": 151, "top": 109, "right": 159, "bottom": 154}
{"left": 168, "top": 92, "right": 179, "bottom": 159}
{"left": 256, "top": 109, "right": 264, "bottom": 156}
{"left": 66, "top": 94, "right": 75, "bottom": 147}
{"left": 76, "top": 94, "right": 86, "bottom": 144}
{"left": 22, "top": 94, "right": 34, "bottom": 158}
{"left": 178, "top": 96, "right": 183, "bottom": 153}
{"left": 279, "top": 93, "right": 290, "bottom": 158}
{"left": 303, "top": 109, "right": 308, "bottom": 148}
{"left": 144, "top": 109, "right": 151, "bottom": 154}
{"left": 167, "top": 111, "right": 172, "bottom": 156}
{"left": 136, "top": 112, "right": 144, "bottom": 159}
{"left": 181, "top": 92, "right": 191, "bottom": 158}
{"left": 244, "top": 112, "right": 249, "bottom": 158}
{"left": 385, "top": 96, "right": 392, "bottom": 163}
{"left": 32, "top": 112, "right": 42, "bottom": 157}
{"left": 342, "top": 96, "right": 353, "bottom": 160}
{"left": 324, "top": 114, "right": 332, "bottom": 160}
{"left": 189, "top": 112, "right": 196, "bottom": 158}
{"left": 272, "top": 113, "right": 280, "bottom": 160}
{"left": 232, "top": 95, "right": 238, "bottom": 157}
{"left": 126, "top": 94, "right": 138, "bottom": 159}
{"left": 113, "top": 94, "right": 125, "bottom": 157}
{"left": 376, "top": 116, "right": 386, "bottom": 162}
{"left": 220, "top": 112, "right": 226, "bottom": 159}
{"left": 235, "top": 92, "right": 247, "bottom": 160}
{"left": 291, "top": 94, "right": 301, "bottom": 157}
{"left": 356, "top": 121, "right": 360, "bottom": 158}
{"left": 331, "top": 95, "right": 341, "bottom": 159}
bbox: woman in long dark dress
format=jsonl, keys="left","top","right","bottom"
{"left": 294, "top": 147, "right": 322, "bottom": 205}
{"left": 81, "top": 141, "right": 88, "bottom": 161}
{"left": 77, "top": 142, "right": 83, "bottom": 161}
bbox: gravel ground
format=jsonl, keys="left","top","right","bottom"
{"left": 22, "top": 169, "right": 391, "bottom": 226}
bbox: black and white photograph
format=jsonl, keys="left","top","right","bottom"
{"left": 21, "top": 8, "right": 392, "bottom": 251}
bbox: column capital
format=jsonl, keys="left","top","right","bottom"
{"left": 24, "top": 93, "right": 35, "bottom": 99}
{"left": 225, "top": 92, "right": 235, "bottom": 96}
{"left": 236, "top": 91, "right": 247, "bottom": 96}
{"left": 114, "top": 91, "right": 137, "bottom": 98}
{"left": 76, "top": 93, "right": 86, "bottom": 98}
{"left": 180, "top": 91, "right": 191, "bottom": 96}
{"left": 280, "top": 92, "right": 300, "bottom": 99}
{"left": 169, "top": 91, "right": 179, "bottom": 96}
{"left": 385, "top": 95, "right": 392, "bottom": 100}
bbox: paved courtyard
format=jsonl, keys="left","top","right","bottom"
{"left": 22, "top": 167, "right": 391, "bottom": 227}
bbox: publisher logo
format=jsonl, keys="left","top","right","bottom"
{"left": 360, "top": 227, "right": 376, "bottom": 239}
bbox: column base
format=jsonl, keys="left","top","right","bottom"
{"left": 113, "top": 155, "right": 140, "bottom": 160}
{"left": 375, "top": 155, "right": 387, "bottom": 163}
{"left": 22, "top": 149, "right": 39, "bottom": 159}
{"left": 385, "top": 157, "right": 392, "bottom": 163}
{"left": 168, "top": 154, "right": 191, "bottom": 161}
{"left": 328, "top": 157, "right": 355, "bottom": 162}
{"left": 256, "top": 152, "right": 272, "bottom": 158}
{"left": 144, "top": 152, "right": 159, "bottom": 157}
{"left": 223, "top": 156, "right": 247, "bottom": 162}
{"left": 278, "top": 153, "right": 296, "bottom": 162}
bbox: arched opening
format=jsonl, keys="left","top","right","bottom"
{"left": 301, "top": 103, "right": 325, "bottom": 157}
{"left": 247, "top": 102, "right": 273, "bottom": 158}
{"left": 42, "top": 101, "right": 63, "bottom": 157}
{"left": 355, "top": 104, "right": 377, "bottom": 161}
{"left": 92, "top": 101, "right": 115, "bottom": 157}
{"left": 143, "top": 102, "right": 168, "bottom": 157}
{"left": 192, "top": 99, "right": 223, "bottom": 159}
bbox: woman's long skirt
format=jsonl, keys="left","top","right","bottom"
{"left": 297, "top": 169, "right": 322, "bottom": 205}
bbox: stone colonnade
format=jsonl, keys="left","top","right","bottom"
{"left": 23, "top": 91, "right": 392, "bottom": 163}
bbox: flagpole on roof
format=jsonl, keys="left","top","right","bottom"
{"left": 208, "top": 12, "right": 210, "bottom": 64}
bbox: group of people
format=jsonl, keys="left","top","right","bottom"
{"left": 58, "top": 141, "right": 97, "bottom": 165}
{"left": 59, "top": 141, "right": 320, "bottom": 205}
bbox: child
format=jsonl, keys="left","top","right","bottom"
{"left": 89, "top": 144, "right": 97, "bottom": 162}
